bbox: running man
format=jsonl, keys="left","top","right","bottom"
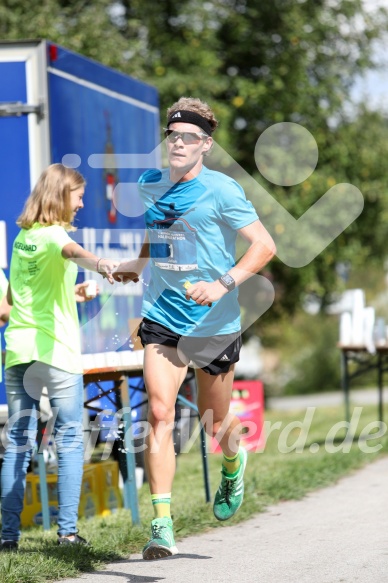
{"left": 114, "top": 97, "right": 276, "bottom": 560}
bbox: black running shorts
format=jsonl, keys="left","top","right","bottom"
{"left": 137, "top": 318, "right": 242, "bottom": 376}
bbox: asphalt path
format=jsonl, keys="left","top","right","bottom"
{"left": 59, "top": 455, "right": 388, "bottom": 583}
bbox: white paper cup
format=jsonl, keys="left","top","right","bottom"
{"left": 84, "top": 279, "right": 97, "bottom": 298}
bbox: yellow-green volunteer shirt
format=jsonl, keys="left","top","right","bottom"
{"left": 5, "top": 224, "right": 83, "bottom": 374}
{"left": 0, "top": 267, "right": 8, "bottom": 382}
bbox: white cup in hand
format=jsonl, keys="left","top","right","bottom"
{"left": 84, "top": 280, "right": 98, "bottom": 298}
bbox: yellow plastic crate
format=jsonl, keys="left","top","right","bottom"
{"left": 21, "top": 473, "right": 59, "bottom": 527}
{"left": 78, "top": 464, "right": 100, "bottom": 520}
{"left": 91, "top": 460, "right": 122, "bottom": 515}
{"left": 21, "top": 464, "right": 100, "bottom": 527}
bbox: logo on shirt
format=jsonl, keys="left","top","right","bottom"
{"left": 149, "top": 198, "right": 198, "bottom": 271}
{"left": 14, "top": 242, "right": 37, "bottom": 252}
{"left": 150, "top": 199, "right": 196, "bottom": 231}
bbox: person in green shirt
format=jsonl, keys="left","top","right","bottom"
{"left": 1, "top": 163, "right": 118, "bottom": 551}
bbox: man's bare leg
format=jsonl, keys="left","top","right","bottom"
{"left": 196, "top": 366, "right": 247, "bottom": 521}
{"left": 196, "top": 366, "right": 241, "bottom": 454}
{"left": 142, "top": 343, "right": 187, "bottom": 560}
{"left": 143, "top": 343, "right": 188, "bottom": 493}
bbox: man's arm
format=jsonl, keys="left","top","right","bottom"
{"left": 113, "top": 233, "right": 151, "bottom": 283}
{"left": 185, "top": 220, "right": 276, "bottom": 306}
{"left": 227, "top": 219, "right": 276, "bottom": 286}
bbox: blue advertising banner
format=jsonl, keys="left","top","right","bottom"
{"left": 47, "top": 43, "right": 160, "bottom": 362}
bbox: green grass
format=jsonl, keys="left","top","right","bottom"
{"left": 1, "top": 402, "right": 387, "bottom": 582}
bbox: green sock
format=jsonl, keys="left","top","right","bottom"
{"left": 151, "top": 493, "right": 172, "bottom": 519}
{"left": 222, "top": 451, "right": 241, "bottom": 476}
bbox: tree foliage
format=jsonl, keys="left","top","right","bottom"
{"left": 1, "top": 0, "right": 388, "bottom": 318}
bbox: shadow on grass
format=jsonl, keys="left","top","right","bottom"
{"left": 28, "top": 540, "right": 124, "bottom": 572}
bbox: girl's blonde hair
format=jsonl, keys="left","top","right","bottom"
{"left": 17, "top": 164, "right": 85, "bottom": 230}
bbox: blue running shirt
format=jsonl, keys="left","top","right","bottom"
{"left": 139, "top": 166, "right": 259, "bottom": 336}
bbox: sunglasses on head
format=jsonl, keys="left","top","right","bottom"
{"left": 163, "top": 128, "right": 209, "bottom": 144}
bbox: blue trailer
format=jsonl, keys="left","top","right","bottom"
{"left": 0, "top": 43, "right": 210, "bottom": 520}
{"left": 0, "top": 39, "right": 160, "bottom": 420}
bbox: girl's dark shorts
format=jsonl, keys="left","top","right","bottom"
{"left": 138, "top": 318, "right": 242, "bottom": 376}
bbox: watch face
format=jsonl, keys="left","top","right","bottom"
{"left": 220, "top": 273, "right": 235, "bottom": 291}
{"left": 222, "top": 274, "right": 234, "bottom": 286}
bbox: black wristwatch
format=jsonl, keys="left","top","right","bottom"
{"left": 218, "top": 272, "right": 236, "bottom": 292}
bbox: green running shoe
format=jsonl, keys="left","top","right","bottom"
{"left": 213, "top": 447, "right": 248, "bottom": 521}
{"left": 142, "top": 517, "right": 178, "bottom": 560}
